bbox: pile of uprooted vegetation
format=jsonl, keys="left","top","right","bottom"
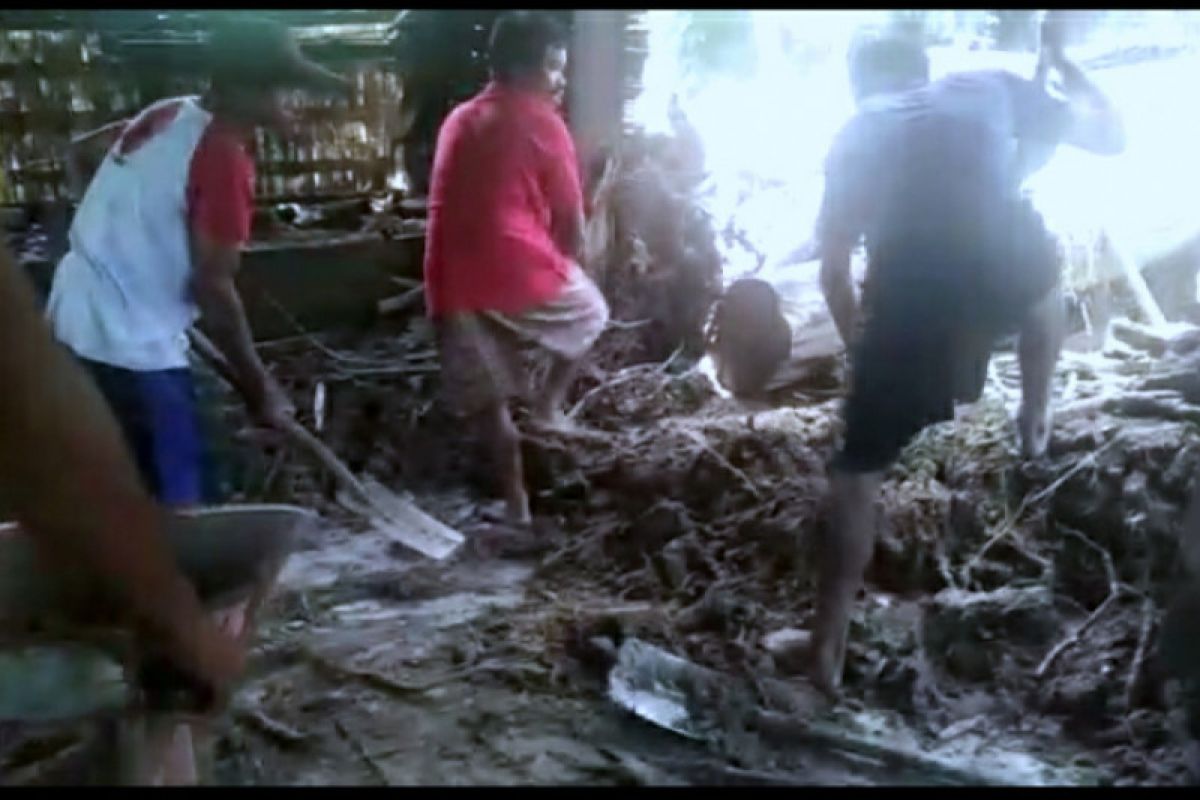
{"left": 582, "top": 126, "right": 724, "bottom": 366}
{"left": 521, "top": 328, "right": 1200, "bottom": 785}
{"left": 207, "top": 308, "right": 1200, "bottom": 785}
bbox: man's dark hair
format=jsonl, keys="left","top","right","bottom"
{"left": 848, "top": 36, "right": 930, "bottom": 102}
{"left": 488, "top": 11, "right": 568, "bottom": 81}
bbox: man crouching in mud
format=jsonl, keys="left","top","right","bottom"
{"left": 810, "top": 26, "right": 1125, "bottom": 697}
{"left": 425, "top": 11, "right": 609, "bottom": 531}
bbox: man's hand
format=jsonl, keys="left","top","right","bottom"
{"left": 246, "top": 373, "right": 296, "bottom": 431}
{"left": 820, "top": 243, "right": 860, "bottom": 352}
{"left": 148, "top": 578, "right": 247, "bottom": 711}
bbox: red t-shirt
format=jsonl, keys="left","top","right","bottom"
{"left": 424, "top": 83, "right": 583, "bottom": 317}
{"left": 113, "top": 101, "right": 255, "bottom": 247}
{"left": 186, "top": 119, "right": 256, "bottom": 246}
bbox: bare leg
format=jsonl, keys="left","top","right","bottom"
{"left": 533, "top": 354, "right": 582, "bottom": 428}
{"left": 476, "top": 402, "right": 531, "bottom": 525}
{"left": 809, "top": 468, "right": 883, "bottom": 698}
{"left": 1017, "top": 289, "right": 1065, "bottom": 459}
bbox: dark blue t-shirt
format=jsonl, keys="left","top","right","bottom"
{"left": 819, "top": 70, "right": 1071, "bottom": 265}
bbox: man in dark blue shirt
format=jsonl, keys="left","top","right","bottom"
{"left": 811, "top": 27, "right": 1125, "bottom": 697}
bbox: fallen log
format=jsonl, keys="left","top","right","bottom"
{"left": 1110, "top": 319, "right": 1168, "bottom": 358}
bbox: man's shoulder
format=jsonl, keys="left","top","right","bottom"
{"left": 935, "top": 68, "right": 1027, "bottom": 96}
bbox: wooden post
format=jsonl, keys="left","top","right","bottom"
{"left": 568, "top": 10, "right": 628, "bottom": 172}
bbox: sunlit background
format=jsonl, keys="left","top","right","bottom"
{"left": 628, "top": 10, "right": 1200, "bottom": 289}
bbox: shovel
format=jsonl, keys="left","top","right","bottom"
{"left": 187, "top": 329, "right": 464, "bottom": 561}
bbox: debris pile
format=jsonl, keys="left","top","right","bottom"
{"left": 191, "top": 287, "right": 1200, "bottom": 785}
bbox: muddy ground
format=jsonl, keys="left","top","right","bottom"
{"left": 5, "top": 313, "right": 1199, "bottom": 785}
{"left": 172, "top": 310, "right": 1198, "bottom": 787}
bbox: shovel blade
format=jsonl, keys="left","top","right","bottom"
{"left": 339, "top": 479, "right": 464, "bottom": 561}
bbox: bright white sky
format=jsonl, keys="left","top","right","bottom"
{"left": 629, "top": 10, "right": 1200, "bottom": 283}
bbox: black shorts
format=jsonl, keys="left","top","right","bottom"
{"left": 833, "top": 199, "right": 1059, "bottom": 474}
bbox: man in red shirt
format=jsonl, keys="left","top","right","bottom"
{"left": 425, "top": 11, "right": 610, "bottom": 528}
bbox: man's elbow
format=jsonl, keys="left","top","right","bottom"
{"left": 191, "top": 270, "right": 237, "bottom": 313}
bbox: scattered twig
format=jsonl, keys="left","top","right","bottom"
{"left": 1025, "top": 436, "right": 1120, "bottom": 509}
{"left": 1034, "top": 594, "right": 1120, "bottom": 679}
{"left": 1062, "top": 526, "right": 1119, "bottom": 594}
{"left": 606, "top": 318, "right": 653, "bottom": 331}
{"left": 1035, "top": 527, "right": 1123, "bottom": 680}
{"left": 377, "top": 285, "right": 424, "bottom": 316}
{"left": 331, "top": 363, "right": 440, "bottom": 378}
{"left": 333, "top": 720, "right": 390, "bottom": 786}
{"left": 258, "top": 291, "right": 398, "bottom": 368}
{"left": 539, "top": 523, "right": 608, "bottom": 572}
{"left": 234, "top": 707, "right": 309, "bottom": 749}
{"left": 679, "top": 427, "right": 763, "bottom": 501}
{"left": 305, "top": 649, "right": 508, "bottom": 699}
{"left": 1123, "top": 595, "right": 1156, "bottom": 714}
{"left": 567, "top": 346, "right": 684, "bottom": 420}
{"left": 964, "top": 438, "right": 1120, "bottom": 580}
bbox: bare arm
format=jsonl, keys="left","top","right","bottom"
{"left": 542, "top": 114, "right": 587, "bottom": 263}
{"left": 1040, "top": 15, "right": 1125, "bottom": 156}
{"left": 0, "top": 244, "right": 241, "bottom": 690}
{"left": 816, "top": 132, "right": 865, "bottom": 349}
{"left": 820, "top": 240, "right": 859, "bottom": 349}
{"left": 190, "top": 230, "right": 293, "bottom": 427}
{"left": 1052, "top": 56, "right": 1125, "bottom": 156}
{"left": 551, "top": 204, "right": 585, "bottom": 262}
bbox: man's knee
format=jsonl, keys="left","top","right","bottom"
{"left": 580, "top": 276, "right": 611, "bottom": 349}
{"left": 1021, "top": 288, "right": 1066, "bottom": 341}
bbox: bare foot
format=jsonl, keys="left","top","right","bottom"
{"left": 1017, "top": 401, "right": 1052, "bottom": 459}
{"left": 808, "top": 639, "right": 845, "bottom": 702}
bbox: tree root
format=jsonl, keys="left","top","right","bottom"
{"left": 1035, "top": 527, "right": 1124, "bottom": 680}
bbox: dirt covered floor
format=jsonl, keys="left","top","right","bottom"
{"left": 147, "top": 307, "right": 1198, "bottom": 787}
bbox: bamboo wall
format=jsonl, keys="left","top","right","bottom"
{"left": 0, "top": 25, "right": 400, "bottom": 207}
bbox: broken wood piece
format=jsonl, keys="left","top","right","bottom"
{"left": 1101, "top": 392, "right": 1200, "bottom": 425}
{"left": 1107, "top": 237, "right": 1168, "bottom": 328}
{"left": 377, "top": 285, "right": 424, "bottom": 316}
{"left": 1110, "top": 319, "right": 1168, "bottom": 357}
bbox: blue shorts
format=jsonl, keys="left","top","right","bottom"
{"left": 79, "top": 357, "right": 211, "bottom": 506}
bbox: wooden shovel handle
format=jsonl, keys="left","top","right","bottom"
{"left": 277, "top": 417, "right": 370, "bottom": 502}
{"left": 187, "top": 328, "right": 369, "bottom": 502}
